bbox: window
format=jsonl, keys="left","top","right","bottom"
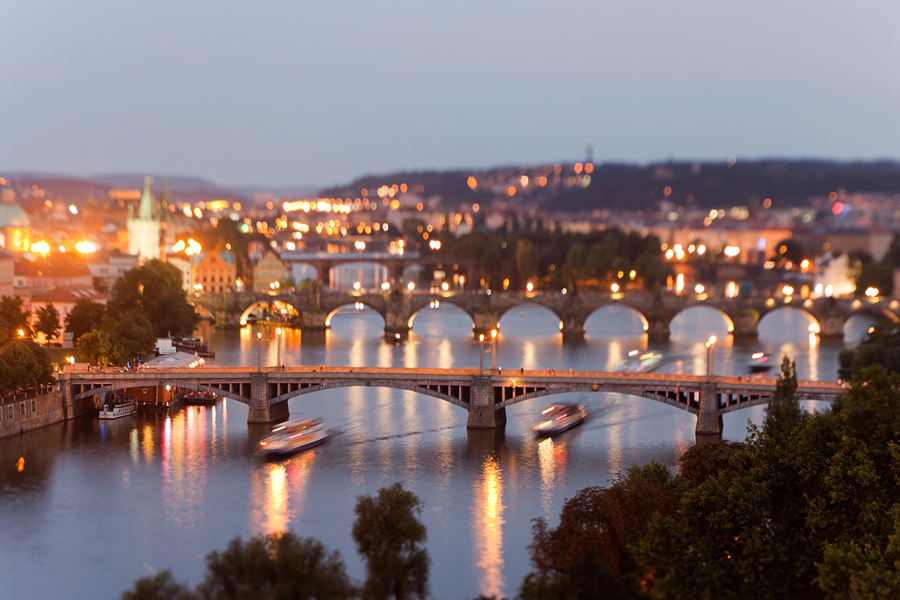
{"left": 7, "top": 406, "right": 12, "bottom": 419}
{"left": 19, "top": 402, "right": 25, "bottom": 415}
{"left": 31, "top": 399, "right": 36, "bottom": 412}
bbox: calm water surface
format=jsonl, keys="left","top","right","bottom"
{"left": 0, "top": 304, "right": 871, "bottom": 600}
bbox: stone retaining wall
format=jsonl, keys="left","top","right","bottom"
{"left": 0, "top": 387, "right": 67, "bottom": 439}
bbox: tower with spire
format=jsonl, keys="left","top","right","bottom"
{"left": 127, "top": 176, "right": 162, "bottom": 264}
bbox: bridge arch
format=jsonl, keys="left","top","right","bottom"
{"left": 497, "top": 302, "right": 569, "bottom": 334}
{"left": 670, "top": 303, "right": 736, "bottom": 336}
{"left": 72, "top": 381, "right": 250, "bottom": 406}
{"left": 584, "top": 303, "right": 650, "bottom": 335}
{"left": 267, "top": 380, "right": 469, "bottom": 409}
{"left": 324, "top": 300, "right": 386, "bottom": 328}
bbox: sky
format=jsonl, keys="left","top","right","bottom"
{"left": 3, "top": 1, "right": 899, "bottom": 189}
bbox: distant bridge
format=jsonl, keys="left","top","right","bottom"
{"left": 193, "top": 289, "right": 900, "bottom": 342}
{"left": 59, "top": 367, "right": 844, "bottom": 438}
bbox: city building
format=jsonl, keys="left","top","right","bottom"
{"left": 84, "top": 250, "right": 137, "bottom": 294}
{"left": 251, "top": 249, "right": 288, "bottom": 293}
{"left": 0, "top": 248, "right": 14, "bottom": 297}
{"left": 191, "top": 250, "right": 236, "bottom": 294}
{"left": 14, "top": 256, "right": 93, "bottom": 294}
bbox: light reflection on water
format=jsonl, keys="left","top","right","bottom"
{"left": 0, "top": 303, "right": 872, "bottom": 600}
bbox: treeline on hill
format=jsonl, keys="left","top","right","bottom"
{"left": 122, "top": 353, "right": 900, "bottom": 599}
{"left": 421, "top": 226, "right": 672, "bottom": 292}
{"left": 323, "top": 160, "right": 900, "bottom": 213}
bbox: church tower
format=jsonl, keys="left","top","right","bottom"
{"left": 127, "top": 176, "right": 162, "bottom": 264}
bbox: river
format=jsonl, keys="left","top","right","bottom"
{"left": 0, "top": 304, "right": 871, "bottom": 600}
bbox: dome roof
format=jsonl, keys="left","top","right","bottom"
{"left": 0, "top": 202, "right": 30, "bottom": 228}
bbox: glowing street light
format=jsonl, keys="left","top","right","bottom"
{"left": 275, "top": 327, "right": 283, "bottom": 367}
{"left": 706, "top": 335, "right": 717, "bottom": 379}
{"left": 257, "top": 332, "right": 263, "bottom": 372}
{"left": 490, "top": 328, "right": 498, "bottom": 371}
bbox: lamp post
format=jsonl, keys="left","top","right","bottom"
{"left": 490, "top": 329, "right": 498, "bottom": 371}
{"left": 275, "top": 327, "right": 282, "bottom": 367}
{"left": 257, "top": 331, "right": 263, "bottom": 371}
{"left": 478, "top": 333, "right": 485, "bottom": 374}
{"left": 706, "top": 335, "right": 717, "bottom": 380}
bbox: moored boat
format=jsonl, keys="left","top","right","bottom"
{"left": 99, "top": 396, "right": 137, "bottom": 420}
{"left": 259, "top": 417, "right": 330, "bottom": 456}
{"left": 532, "top": 403, "right": 587, "bottom": 437}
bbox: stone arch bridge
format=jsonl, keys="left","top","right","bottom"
{"left": 192, "top": 290, "right": 899, "bottom": 342}
{"left": 59, "top": 367, "right": 843, "bottom": 439}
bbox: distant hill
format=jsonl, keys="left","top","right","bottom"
{"left": 89, "top": 173, "right": 222, "bottom": 192}
{"left": 6, "top": 159, "right": 900, "bottom": 213}
{"left": 318, "top": 159, "right": 900, "bottom": 213}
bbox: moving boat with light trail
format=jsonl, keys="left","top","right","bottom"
{"left": 259, "top": 418, "right": 330, "bottom": 456}
{"left": 613, "top": 350, "right": 663, "bottom": 373}
{"left": 533, "top": 404, "right": 587, "bottom": 437}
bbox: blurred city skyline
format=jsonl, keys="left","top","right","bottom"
{"left": 3, "top": 1, "right": 898, "bottom": 188}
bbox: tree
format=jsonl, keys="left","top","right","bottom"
{"left": 65, "top": 298, "right": 107, "bottom": 344}
{"left": 352, "top": 482, "right": 429, "bottom": 600}
{"left": 197, "top": 531, "right": 355, "bottom": 600}
{"left": 78, "top": 330, "right": 119, "bottom": 366}
{"left": 762, "top": 355, "right": 801, "bottom": 444}
{"left": 34, "top": 303, "right": 61, "bottom": 345}
{"left": 678, "top": 439, "right": 748, "bottom": 488}
{"left": 0, "top": 295, "right": 31, "bottom": 344}
{"left": 121, "top": 570, "right": 197, "bottom": 600}
{"left": 111, "top": 260, "right": 199, "bottom": 337}
{"left": 0, "top": 339, "right": 55, "bottom": 393}
{"left": 838, "top": 320, "right": 900, "bottom": 380}
{"left": 520, "top": 462, "right": 683, "bottom": 599}
{"left": 104, "top": 309, "right": 157, "bottom": 365}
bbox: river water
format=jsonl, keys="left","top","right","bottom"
{"left": 0, "top": 304, "right": 871, "bottom": 600}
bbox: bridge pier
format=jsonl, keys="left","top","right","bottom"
{"left": 646, "top": 315, "right": 671, "bottom": 342}
{"left": 695, "top": 380, "right": 723, "bottom": 440}
{"left": 247, "top": 373, "right": 289, "bottom": 424}
{"left": 300, "top": 308, "right": 329, "bottom": 332}
{"left": 466, "top": 376, "right": 507, "bottom": 429}
{"left": 560, "top": 311, "right": 586, "bottom": 342}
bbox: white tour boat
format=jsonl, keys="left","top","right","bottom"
{"left": 532, "top": 404, "right": 587, "bottom": 437}
{"left": 98, "top": 398, "right": 137, "bottom": 420}
{"left": 259, "top": 417, "right": 330, "bottom": 456}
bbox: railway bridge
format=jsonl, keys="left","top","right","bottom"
{"left": 58, "top": 367, "right": 844, "bottom": 439}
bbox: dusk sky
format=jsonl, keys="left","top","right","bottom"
{"left": 4, "top": 1, "right": 898, "bottom": 189}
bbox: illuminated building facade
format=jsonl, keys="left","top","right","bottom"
{"left": 251, "top": 249, "right": 288, "bottom": 293}
{"left": 190, "top": 251, "right": 236, "bottom": 294}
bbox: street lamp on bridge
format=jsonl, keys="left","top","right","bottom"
{"left": 706, "top": 335, "right": 716, "bottom": 380}
{"left": 275, "top": 327, "right": 282, "bottom": 367}
{"left": 257, "top": 332, "right": 263, "bottom": 372}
